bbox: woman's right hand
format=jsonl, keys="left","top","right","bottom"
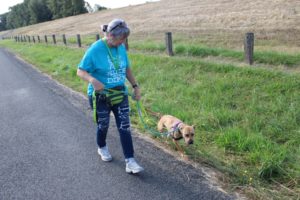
{"left": 77, "top": 69, "right": 104, "bottom": 92}
{"left": 91, "top": 78, "right": 104, "bottom": 92}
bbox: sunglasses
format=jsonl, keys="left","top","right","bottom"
{"left": 110, "top": 21, "right": 124, "bottom": 32}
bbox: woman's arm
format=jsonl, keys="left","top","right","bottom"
{"left": 77, "top": 68, "right": 104, "bottom": 91}
{"left": 126, "top": 67, "right": 138, "bottom": 86}
{"left": 126, "top": 68, "right": 141, "bottom": 100}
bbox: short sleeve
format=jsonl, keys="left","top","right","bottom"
{"left": 78, "top": 50, "right": 94, "bottom": 72}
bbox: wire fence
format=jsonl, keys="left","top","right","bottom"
{"left": 9, "top": 31, "right": 258, "bottom": 65}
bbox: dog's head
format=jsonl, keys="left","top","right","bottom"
{"left": 179, "top": 124, "right": 195, "bottom": 145}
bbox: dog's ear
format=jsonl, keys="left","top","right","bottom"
{"left": 192, "top": 125, "right": 196, "bottom": 129}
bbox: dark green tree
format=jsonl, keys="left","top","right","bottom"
{"left": 47, "top": 0, "right": 86, "bottom": 19}
{"left": 0, "top": 13, "right": 8, "bottom": 31}
{"left": 28, "top": 0, "right": 52, "bottom": 24}
{"left": 94, "top": 4, "right": 107, "bottom": 12}
{"left": 4, "top": 0, "right": 88, "bottom": 29}
{"left": 72, "top": 0, "right": 87, "bottom": 15}
{"left": 47, "top": 0, "right": 63, "bottom": 19}
{"left": 62, "top": 0, "right": 73, "bottom": 17}
{"left": 85, "top": 1, "right": 93, "bottom": 13}
{"left": 6, "top": 3, "right": 30, "bottom": 29}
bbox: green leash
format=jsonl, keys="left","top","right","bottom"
{"left": 93, "top": 90, "right": 169, "bottom": 138}
{"left": 103, "top": 39, "right": 120, "bottom": 70}
{"left": 92, "top": 91, "right": 97, "bottom": 123}
{"left": 134, "top": 97, "right": 169, "bottom": 138}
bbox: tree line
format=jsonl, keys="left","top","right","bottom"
{"left": 0, "top": 0, "right": 107, "bottom": 31}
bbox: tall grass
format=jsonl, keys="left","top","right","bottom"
{"left": 129, "top": 53, "right": 300, "bottom": 198}
{"left": 1, "top": 40, "right": 299, "bottom": 199}
{"left": 129, "top": 40, "right": 300, "bottom": 67}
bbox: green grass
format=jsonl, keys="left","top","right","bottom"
{"left": 19, "top": 34, "right": 300, "bottom": 67}
{"left": 128, "top": 40, "right": 300, "bottom": 67}
{"left": 1, "top": 39, "right": 299, "bottom": 199}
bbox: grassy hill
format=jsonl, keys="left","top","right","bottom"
{"left": 1, "top": 0, "right": 300, "bottom": 50}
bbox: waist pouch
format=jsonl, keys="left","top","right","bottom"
{"left": 93, "top": 85, "right": 126, "bottom": 123}
{"left": 105, "top": 86, "right": 126, "bottom": 106}
{"left": 94, "top": 86, "right": 126, "bottom": 106}
{"left": 94, "top": 85, "right": 126, "bottom": 106}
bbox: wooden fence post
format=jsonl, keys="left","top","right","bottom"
{"left": 52, "top": 34, "right": 56, "bottom": 44}
{"left": 44, "top": 35, "right": 48, "bottom": 44}
{"left": 62, "top": 34, "right": 67, "bottom": 45}
{"left": 32, "top": 36, "right": 35, "bottom": 43}
{"left": 165, "top": 32, "right": 174, "bottom": 56}
{"left": 28, "top": 35, "right": 31, "bottom": 43}
{"left": 96, "top": 34, "right": 100, "bottom": 41}
{"left": 244, "top": 32, "right": 254, "bottom": 65}
{"left": 77, "top": 34, "right": 81, "bottom": 47}
{"left": 37, "top": 36, "right": 40, "bottom": 43}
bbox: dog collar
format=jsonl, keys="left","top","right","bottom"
{"left": 172, "top": 121, "right": 182, "bottom": 130}
{"left": 169, "top": 121, "right": 183, "bottom": 140}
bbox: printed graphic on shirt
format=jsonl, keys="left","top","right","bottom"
{"left": 107, "top": 55, "right": 126, "bottom": 84}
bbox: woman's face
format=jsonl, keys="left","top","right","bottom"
{"left": 107, "top": 34, "right": 126, "bottom": 47}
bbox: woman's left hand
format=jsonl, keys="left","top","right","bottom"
{"left": 133, "top": 87, "right": 141, "bottom": 101}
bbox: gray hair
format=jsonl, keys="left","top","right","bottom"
{"left": 106, "top": 19, "right": 130, "bottom": 39}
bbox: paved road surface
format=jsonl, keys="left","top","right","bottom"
{"left": 0, "top": 48, "right": 236, "bottom": 200}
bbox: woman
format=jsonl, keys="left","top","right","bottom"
{"left": 77, "top": 19, "right": 144, "bottom": 174}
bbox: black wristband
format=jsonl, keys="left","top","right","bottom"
{"left": 132, "top": 84, "right": 139, "bottom": 89}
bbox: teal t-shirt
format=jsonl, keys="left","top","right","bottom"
{"left": 78, "top": 39, "right": 130, "bottom": 96}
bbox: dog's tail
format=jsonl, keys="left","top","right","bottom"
{"left": 145, "top": 108, "right": 163, "bottom": 119}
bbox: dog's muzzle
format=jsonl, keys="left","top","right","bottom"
{"left": 188, "top": 140, "right": 193, "bottom": 145}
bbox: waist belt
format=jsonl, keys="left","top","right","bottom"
{"left": 94, "top": 85, "right": 126, "bottom": 94}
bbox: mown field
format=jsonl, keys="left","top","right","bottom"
{"left": 0, "top": 38, "right": 299, "bottom": 199}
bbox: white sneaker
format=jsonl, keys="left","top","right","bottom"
{"left": 98, "top": 146, "right": 112, "bottom": 162}
{"left": 125, "top": 158, "right": 144, "bottom": 174}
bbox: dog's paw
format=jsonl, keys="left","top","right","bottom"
{"left": 181, "top": 154, "right": 189, "bottom": 161}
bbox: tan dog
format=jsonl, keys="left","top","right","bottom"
{"left": 157, "top": 115, "right": 195, "bottom": 154}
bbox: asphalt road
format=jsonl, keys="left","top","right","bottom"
{"left": 0, "top": 48, "right": 236, "bottom": 200}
